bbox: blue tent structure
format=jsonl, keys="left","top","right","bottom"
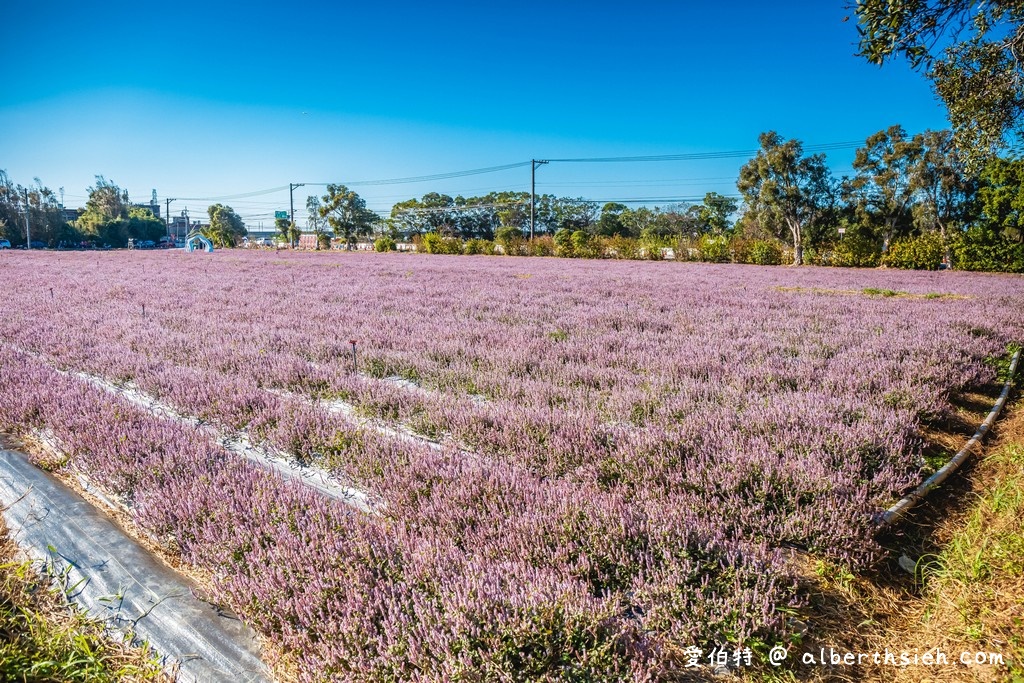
{"left": 185, "top": 232, "right": 214, "bottom": 253}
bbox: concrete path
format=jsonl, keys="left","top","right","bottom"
{"left": 0, "top": 447, "right": 272, "bottom": 683}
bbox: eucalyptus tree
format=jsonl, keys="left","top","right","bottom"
{"left": 848, "top": 125, "right": 927, "bottom": 252}
{"left": 737, "top": 132, "right": 836, "bottom": 265}
{"left": 320, "top": 184, "right": 377, "bottom": 249}
{"left": 911, "top": 129, "right": 978, "bottom": 241}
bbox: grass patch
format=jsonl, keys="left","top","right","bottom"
{"left": 0, "top": 519, "right": 167, "bottom": 682}
{"left": 915, "top": 443, "right": 1024, "bottom": 678}
{"left": 774, "top": 286, "right": 969, "bottom": 300}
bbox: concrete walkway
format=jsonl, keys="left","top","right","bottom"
{"left": 0, "top": 447, "right": 271, "bottom": 683}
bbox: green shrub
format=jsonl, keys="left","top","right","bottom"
{"left": 571, "top": 230, "right": 599, "bottom": 258}
{"left": 951, "top": 226, "right": 1024, "bottom": 272}
{"left": 374, "top": 236, "right": 396, "bottom": 252}
{"left": 833, "top": 231, "right": 882, "bottom": 267}
{"left": 421, "top": 232, "right": 463, "bottom": 255}
{"left": 749, "top": 239, "right": 783, "bottom": 265}
{"left": 604, "top": 235, "right": 640, "bottom": 259}
{"left": 553, "top": 229, "right": 574, "bottom": 257}
{"left": 463, "top": 238, "right": 496, "bottom": 255}
{"left": 697, "top": 234, "right": 729, "bottom": 262}
{"left": 881, "top": 232, "right": 945, "bottom": 270}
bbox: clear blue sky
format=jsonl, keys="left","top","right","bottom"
{"left": 0, "top": 0, "right": 949, "bottom": 228}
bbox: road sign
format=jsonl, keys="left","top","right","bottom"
{"left": 275, "top": 211, "right": 288, "bottom": 219}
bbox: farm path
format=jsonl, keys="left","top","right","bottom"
{"left": 0, "top": 446, "right": 272, "bottom": 683}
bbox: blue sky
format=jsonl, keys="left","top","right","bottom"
{"left": 1, "top": 1, "right": 949, "bottom": 227}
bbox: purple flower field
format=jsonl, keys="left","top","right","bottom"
{"left": 0, "top": 250, "right": 1021, "bottom": 680}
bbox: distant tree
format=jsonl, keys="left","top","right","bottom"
{"left": 274, "top": 217, "right": 292, "bottom": 244}
{"left": 594, "top": 202, "right": 629, "bottom": 237}
{"left": 77, "top": 176, "right": 130, "bottom": 238}
{"left": 552, "top": 197, "right": 599, "bottom": 233}
{"left": 848, "top": 125, "right": 924, "bottom": 252}
{"left": 737, "top": 132, "right": 836, "bottom": 264}
{"left": 619, "top": 206, "right": 657, "bottom": 238}
{"left": 853, "top": 0, "right": 1024, "bottom": 161}
{"left": 306, "top": 195, "right": 329, "bottom": 247}
{"left": 320, "top": 184, "right": 376, "bottom": 249}
{"left": 698, "top": 192, "right": 739, "bottom": 235}
{"left": 205, "top": 204, "right": 247, "bottom": 247}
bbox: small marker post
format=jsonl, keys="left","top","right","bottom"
{"left": 142, "top": 303, "right": 146, "bottom": 318}
{"left": 349, "top": 339, "right": 358, "bottom": 373}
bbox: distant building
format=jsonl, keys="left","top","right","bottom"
{"left": 60, "top": 207, "right": 81, "bottom": 223}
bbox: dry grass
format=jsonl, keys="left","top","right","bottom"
{"left": 0, "top": 514, "right": 170, "bottom": 682}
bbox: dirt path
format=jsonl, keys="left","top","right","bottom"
{"left": 0, "top": 446, "right": 272, "bottom": 683}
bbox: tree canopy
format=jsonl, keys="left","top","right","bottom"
{"left": 853, "top": 0, "right": 1024, "bottom": 161}
{"left": 205, "top": 204, "right": 247, "bottom": 247}
{"left": 320, "top": 184, "right": 378, "bottom": 248}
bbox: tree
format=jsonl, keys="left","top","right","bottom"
{"left": 853, "top": 0, "right": 1024, "bottom": 162}
{"left": 978, "top": 156, "right": 1024, "bottom": 241}
{"left": 911, "top": 129, "right": 978, "bottom": 242}
{"left": 320, "top": 184, "right": 376, "bottom": 249}
{"left": 848, "top": 125, "right": 924, "bottom": 252}
{"left": 0, "top": 172, "right": 76, "bottom": 247}
{"left": 306, "top": 195, "right": 329, "bottom": 247}
{"left": 698, "top": 192, "right": 739, "bottom": 235}
{"left": 205, "top": 204, "right": 247, "bottom": 247}
{"left": 552, "top": 197, "right": 598, "bottom": 233}
{"left": 619, "top": 206, "right": 658, "bottom": 238}
{"left": 737, "top": 132, "right": 836, "bottom": 265}
{"left": 594, "top": 202, "right": 628, "bottom": 237}
{"left": 77, "top": 176, "right": 130, "bottom": 237}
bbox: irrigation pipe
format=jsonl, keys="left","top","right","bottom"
{"left": 877, "top": 347, "right": 1021, "bottom": 529}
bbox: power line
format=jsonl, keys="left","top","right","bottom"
{"left": 303, "top": 161, "right": 532, "bottom": 188}
{"left": 547, "top": 141, "right": 862, "bottom": 163}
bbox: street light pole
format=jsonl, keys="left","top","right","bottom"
{"left": 530, "top": 159, "right": 548, "bottom": 241}
{"left": 289, "top": 183, "right": 305, "bottom": 247}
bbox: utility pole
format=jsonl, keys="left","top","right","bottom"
{"left": 289, "top": 183, "right": 305, "bottom": 247}
{"left": 530, "top": 159, "right": 548, "bottom": 241}
{"left": 165, "top": 198, "right": 176, "bottom": 239}
{"left": 23, "top": 188, "right": 31, "bottom": 249}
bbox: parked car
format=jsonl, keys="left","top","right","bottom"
{"left": 0, "top": 239, "right": 10, "bottom": 249}
{"left": 29, "top": 240, "right": 45, "bottom": 249}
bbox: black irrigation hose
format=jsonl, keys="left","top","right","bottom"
{"left": 877, "top": 347, "right": 1022, "bottom": 529}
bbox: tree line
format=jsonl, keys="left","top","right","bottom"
{"left": 0, "top": 174, "right": 248, "bottom": 249}
{"left": 284, "top": 125, "right": 1022, "bottom": 272}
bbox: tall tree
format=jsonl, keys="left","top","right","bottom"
{"left": 77, "top": 176, "right": 130, "bottom": 237}
{"left": 320, "top": 184, "right": 376, "bottom": 249}
{"left": 853, "top": 0, "right": 1024, "bottom": 162}
{"left": 737, "top": 132, "right": 835, "bottom": 265}
{"left": 205, "top": 204, "right": 247, "bottom": 247}
{"left": 911, "top": 129, "right": 978, "bottom": 241}
{"left": 848, "top": 125, "right": 924, "bottom": 251}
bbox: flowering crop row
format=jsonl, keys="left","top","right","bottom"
{"left": 0, "top": 251, "right": 1021, "bottom": 679}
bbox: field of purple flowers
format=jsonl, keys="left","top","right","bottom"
{"left": 0, "top": 250, "right": 1021, "bottom": 680}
